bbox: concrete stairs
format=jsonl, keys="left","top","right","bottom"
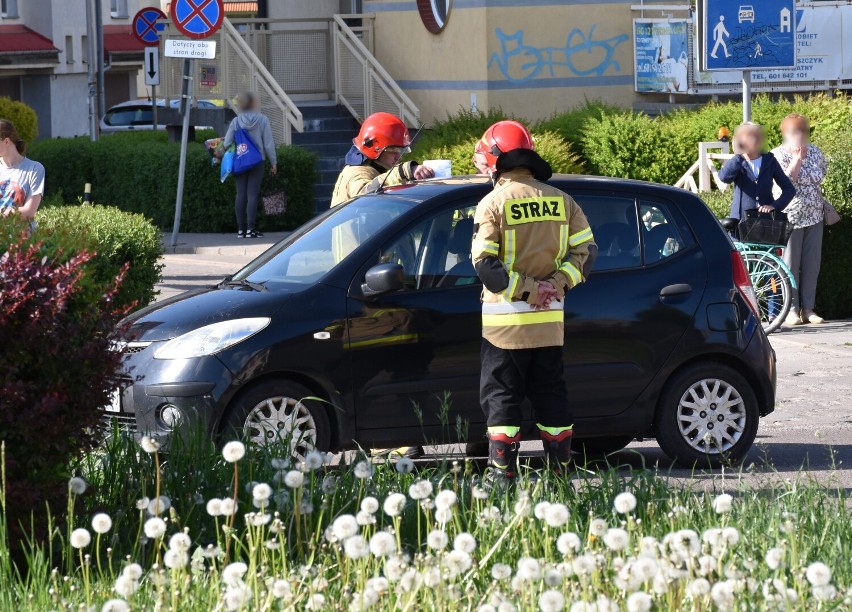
{"left": 293, "top": 102, "right": 361, "bottom": 213}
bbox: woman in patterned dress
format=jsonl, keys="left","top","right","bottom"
{"left": 771, "top": 113, "right": 829, "bottom": 326}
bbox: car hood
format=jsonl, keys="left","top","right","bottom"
{"left": 122, "top": 287, "right": 290, "bottom": 342}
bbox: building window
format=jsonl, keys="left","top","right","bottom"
{"left": 1, "top": 0, "right": 19, "bottom": 19}
{"left": 82, "top": 35, "right": 89, "bottom": 64}
{"left": 65, "top": 36, "right": 75, "bottom": 64}
{"left": 110, "top": 0, "right": 128, "bottom": 18}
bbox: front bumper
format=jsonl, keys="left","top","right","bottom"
{"left": 99, "top": 341, "right": 237, "bottom": 446}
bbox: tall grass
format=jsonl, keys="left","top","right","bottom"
{"left": 0, "top": 430, "right": 849, "bottom": 611}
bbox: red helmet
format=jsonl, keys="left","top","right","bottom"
{"left": 479, "top": 120, "right": 535, "bottom": 172}
{"left": 354, "top": 112, "right": 411, "bottom": 160}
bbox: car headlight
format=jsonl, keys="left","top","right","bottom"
{"left": 154, "top": 318, "right": 270, "bottom": 360}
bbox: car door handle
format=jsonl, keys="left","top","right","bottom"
{"left": 659, "top": 283, "right": 693, "bottom": 297}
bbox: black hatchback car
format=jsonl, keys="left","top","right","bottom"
{"left": 111, "top": 176, "right": 776, "bottom": 467}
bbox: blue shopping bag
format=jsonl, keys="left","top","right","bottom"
{"left": 220, "top": 146, "right": 235, "bottom": 183}
{"left": 233, "top": 127, "right": 263, "bottom": 175}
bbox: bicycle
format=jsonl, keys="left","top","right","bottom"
{"left": 719, "top": 218, "right": 796, "bottom": 334}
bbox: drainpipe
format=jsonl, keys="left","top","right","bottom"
{"left": 95, "top": 0, "right": 106, "bottom": 126}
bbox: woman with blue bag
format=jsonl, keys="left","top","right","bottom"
{"left": 223, "top": 92, "right": 278, "bottom": 238}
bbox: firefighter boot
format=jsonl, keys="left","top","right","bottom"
{"left": 539, "top": 425, "right": 574, "bottom": 475}
{"left": 483, "top": 427, "right": 521, "bottom": 491}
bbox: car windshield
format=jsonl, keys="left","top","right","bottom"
{"left": 231, "top": 196, "right": 419, "bottom": 288}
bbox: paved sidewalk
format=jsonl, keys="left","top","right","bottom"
{"left": 161, "top": 232, "right": 290, "bottom": 256}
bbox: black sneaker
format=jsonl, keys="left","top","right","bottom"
{"left": 247, "top": 229, "right": 264, "bottom": 238}
{"left": 236, "top": 230, "right": 245, "bottom": 238}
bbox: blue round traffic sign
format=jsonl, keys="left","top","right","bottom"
{"left": 132, "top": 8, "right": 167, "bottom": 47}
{"left": 170, "top": 0, "right": 224, "bottom": 40}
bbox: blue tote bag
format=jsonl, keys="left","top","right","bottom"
{"left": 233, "top": 126, "right": 263, "bottom": 175}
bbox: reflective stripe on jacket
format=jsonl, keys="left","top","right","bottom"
{"left": 472, "top": 168, "right": 594, "bottom": 350}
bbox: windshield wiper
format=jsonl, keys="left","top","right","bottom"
{"left": 220, "top": 277, "right": 267, "bottom": 292}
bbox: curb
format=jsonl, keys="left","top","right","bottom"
{"left": 161, "top": 245, "right": 275, "bottom": 257}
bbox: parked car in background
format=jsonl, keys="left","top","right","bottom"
{"left": 108, "top": 175, "right": 777, "bottom": 468}
{"left": 100, "top": 99, "right": 219, "bottom": 134}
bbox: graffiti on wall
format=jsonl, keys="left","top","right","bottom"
{"left": 489, "top": 26, "right": 630, "bottom": 83}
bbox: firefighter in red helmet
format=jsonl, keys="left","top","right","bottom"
{"left": 331, "top": 112, "right": 434, "bottom": 208}
{"left": 470, "top": 121, "right": 596, "bottom": 486}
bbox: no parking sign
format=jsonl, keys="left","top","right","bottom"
{"left": 170, "top": 0, "right": 225, "bottom": 40}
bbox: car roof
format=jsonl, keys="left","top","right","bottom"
{"left": 378, "top": 174, "right": 695, "bottom": 203}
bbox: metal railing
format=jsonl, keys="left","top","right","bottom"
{"left": 675, "top": 142, "right": 734, "bottom": 193}
{"left": 159, "top": 18, "right": 303, "bottom": 145}
{"left": 332, "top": 14, "right": 419, "bottom": 126}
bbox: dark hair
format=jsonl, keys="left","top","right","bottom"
{"left": 236, "top": 92, "right": 257, "bottom": 112}
{"left": 0, "top": 119, "right": 26, "bottom": 155}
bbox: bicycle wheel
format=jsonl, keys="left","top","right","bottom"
{"left": 740, "top": 251, "right": 791, "bottom": 334}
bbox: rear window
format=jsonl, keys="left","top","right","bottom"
{"left": 572, "top": 193, "right": 641, "bottom": 271}
{"left": 104, "top": 107, "right": 153, "bottom": 127}
{"left": 639, "top": 198, "right": 694, "bottom": 264}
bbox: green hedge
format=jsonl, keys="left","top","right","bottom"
{"left": 0, "top": 97, "right": 38, "bottom": 144}
{"left": 1, "top": 204, "right": 163, "bottom": 311}
{"left": 30, "top": 133, "right": 317, "bottom": 233}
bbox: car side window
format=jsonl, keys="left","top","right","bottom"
{"left": 571, "top": 193, "right": 641, "bottom": 272}
{"left": 640, "top": 199, "right": 693, "bottom": 264}
{"left": 380, "top": 204, "right": 480, "bottom": 290}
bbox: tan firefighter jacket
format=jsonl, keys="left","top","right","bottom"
{"left": 471, "top": 168, "right": 594, "bottom": 350}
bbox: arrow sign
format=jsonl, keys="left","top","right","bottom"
{"left": 132, "top": 7, "right": 167, "bottom": 47}
{"left": 144, "top": 47, "right": 160, "bottom": 86}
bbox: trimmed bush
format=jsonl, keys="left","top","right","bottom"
{"left": 0, "top": 230, "right": 126, "bottom": 552}
{"left": 29, "top": 136, "right": 317, "bottom": 232}
{"left": 536, "top": 100, "right": 621, "bottom": 148}
{"left": 0, "top": 97, "right": 38, "bottom": 144}
{"left": 36, "top": 205, "right": 164, "bottom": 310}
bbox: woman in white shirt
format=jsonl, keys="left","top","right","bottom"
{"left": 0, "top": 119, "right": 45, "bottom": 228}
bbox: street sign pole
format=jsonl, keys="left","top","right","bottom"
{"left": 171, "top": 59, "right": 194, "bottom": 248}
{"left": 742, "top": 71, "right": 752, "bottom": 123}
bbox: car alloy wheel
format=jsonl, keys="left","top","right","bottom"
{"left": 676, "top": 378, "right": 746, "bottom": 455}
{"left": 243, "top": 396, "right": 318, "bottom": 461}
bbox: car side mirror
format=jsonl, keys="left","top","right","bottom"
{"left": 361, "top": 263, "right": 404, "bottom": 298}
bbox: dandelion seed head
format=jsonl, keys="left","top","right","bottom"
{"left": 443, "top": 549, "right": 473, "bottom": 577}
{"left": 544, "top": 503, "right": 570, "bottom": 528}
{"left": 539, "top": 589, "right": 565, "bottom": 612}
{"left": 632, "top": 557, "right": 658, "bottom": 582}
{"left": 491, "top": 563, "right": 512, "bottom": 581}
{"left": 589, "top": 518, "right": 608, "bottom": 537}
{"left": 572, "top": 555, "right": 595, "bottom": 577}
{"left": 168, "top": 532, "right": 191, "bottom": 552}
{"left": 147, "top": 496, "right": 171, "bottom": 516}
{"left": 140, "top": 436, "right": 160, "bottom": 454}
{"left": 369, "top": 531, "right": 396, "bottom": 557}
{"left": 222, "top": 561, "right": 248, "bottom": 587}
{"left": 70, "top": 528, "right": 91, "bottom": 549}
{"left": 344, "top": 535, "right": 369, "bottom": 559}
{"left": 686, "top": 578, "right": 711, "bottom": 598}
{"left": 534, "top": 501, "right": 551, "bottom": 520}
{"left": 101, "top": 599, "right": 130, "bottom": 612}
{"left": 223, "top": 585, "right": 251, "bottom": 611}
{"left": 356, "top": 510, "right": 375, "bottom": 526}
{"left": 603, "top": 528, "right": 629, "bottom": 551}
{"left": 135, "top": 497, "right": 150, "bottom": 511}
{"left": 453, "top": 532, "right": 477, "bottom": 554}
{"left": 383, "top": 493, "right": 407, "bottom": 517}
{"left": 472, "top": 485, "right": 489, "bottom": 500}
{"left": 366, "top": 576, "right": 390, "bottom": 594}
{"left": 427, "top": 529, "right": 449, "bottom": 550}
{"left": 626, "top": 591, "right": 652, "bottom": 612}
{"left": 514, "top": 497, "right": 531, "bottom": 518}
{"left": 358, "top": 496, "right": 379, "bottom": 514}
{"left": 765, "top": 547, "right": 784, "bottom": 570}
{"left": 614, "top": 492, "right": 637, "bottom": 514}
{"left": 219, "top": 498, "right": 236, "bottom": 517}
{"left": 435, "top": 489, "right": 458, "bottom": 510}
{"left": 283, "top": 470, "right": 304, "bottom": 489}
{"left": 354, "top": 460, "right": 374, "bottom": 480}
{"left": 91, "top": 513, "right": 113, "bottom": 535}
{"left": 332, "top": 514, "right": 359, "bottom": 541}
{"left": 557, "top": 532, "right": 581, "bottom": 555}
{"left": 68, "top": 477, "right": 87, "bottom": 496}
{"left": 113, "top": 575, "right": 138, "bottom": 598}
{"left": 435, "top": 506, "right": 453, "bottom": 524}
{"left": 304, "top": 449, "right": 324, "bottom": 471}
{"left": 252, "top": 483, "right": 272, "bottom": 502}
{"left": 271, "top": 579, "right": 291, "bottom": 599}
{"left": 713, "top": 493, "right": 733, "bottom": 514}
{"left": 812, "top": 584, "right": 837, "bottom": 601}
{"left": 163, "top": 549, "right": 188, "bottom": 569}
{"left": 395, "top": 456, "right": 415, "bottom": 474}
{"left": 222, "top": 441, "right": 246, "bottom": 463}
{"left": 321, "top": 473, "right": 338, "bottom": 494}
{"left": 544, "top": 568, "right": 562, "bottom": 587}
{"left": 806, "top": 562, "right": 832, "bottom": 587}
{"left": 305, "top": 594, "right": 326, "bottom": 610}
{"left": 517, "top": 557, "right": 542, "bottom": 581}
{"left": 143, "top": 517, "right": 166, "bottom": 540}
{"left": 122, "top": 563, "right": 143, "bottom": 581}
{"left": 710, "top": 580, "right": 736, "bottom": 610}
{"left": 408, "top": 479, "right": 433, "bottom": 500}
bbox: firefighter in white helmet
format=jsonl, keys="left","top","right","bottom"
{"left": 470, "top": 121, "right": 596, "bottom": 485}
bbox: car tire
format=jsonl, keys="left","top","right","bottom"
{"left": 575, "top": 436, "right": 634, "bottom": 460}
{"left": 655, "top": 363, "right": 759, "bottom": 468}
{"left": 223, "top": 380, "right": 332, "bottom": 460}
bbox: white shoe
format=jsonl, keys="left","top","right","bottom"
{"left": 783, "top": 311, "right": 802, "bottom": 327}
{"left": 803, "top": 310, "right": 825, "bottom": 324}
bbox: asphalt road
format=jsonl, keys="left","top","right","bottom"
{"left": 157, "top": 249, "right": 852, "bottom": 488}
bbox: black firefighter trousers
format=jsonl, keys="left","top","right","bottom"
{"left": 480, "top": 339, "right": 573, "bottom": 429}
